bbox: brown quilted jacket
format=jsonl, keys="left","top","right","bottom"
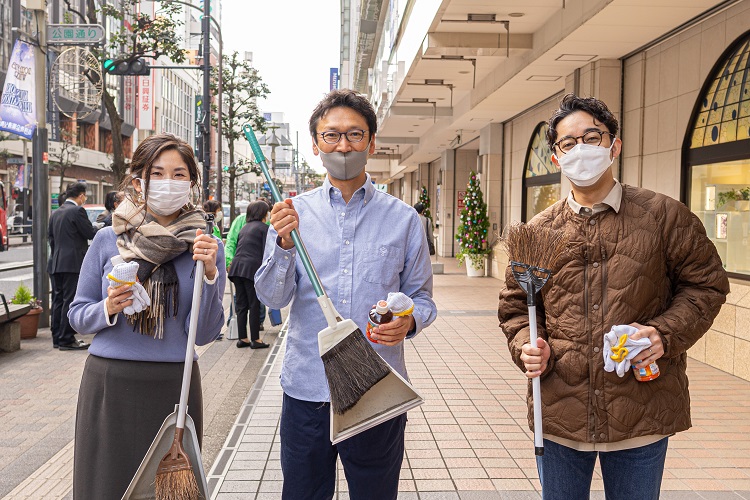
{"left": 498, "top": 185, "right": 729, "bottom": 443}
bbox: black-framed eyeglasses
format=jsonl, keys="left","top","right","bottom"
{"left": 318, "top": 129, "right": 368, "bottom": 145}
{"left": 553, "top": 130, "right": 615, "bottom": 154}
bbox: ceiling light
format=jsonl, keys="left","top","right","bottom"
{"left": 408, "top": 130, "right": 414, "bottom": 133}
{"left": 412, "top": 97, "right": 429, "bottom": 103}
{"left": 555, "top": 54, "right": 598, "bottom": 62}
{"left": 440, "top": 55, "right": 465, "bottom": 60}
{"left": 467, "top": 13, "right": 496, "bottom": 22}
{"left": 425, "top": 79, "right": 444, "bottom": 85}
{"left": 508, "top": 12, "right": 525, "bottom": 17}
{"left": 458, "top": 70, "right": 470, "bottom": 74}
{"left": 526, "top": 75, "right": 562, "bottom": 81}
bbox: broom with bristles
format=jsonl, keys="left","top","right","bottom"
{"left": 153, "top": 215, "right": 215, "bottom": 500}
{"left": 504, "top": 222, "right": 568, "bottom": 456}
{"left": 242, "top": 124, "right": 390, "bottom": 417}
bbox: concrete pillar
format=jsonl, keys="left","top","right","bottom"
{"left": 479, "top": 122, "right": 503, "bottom": 277}
{"left": 438, "top": 149, "right": 456, "bottom": 258}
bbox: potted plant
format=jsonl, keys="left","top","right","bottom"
{"left": 455, "top": 171, "right": 491, "bottom": 277}
{"left": 12, "top": 284, "right": 42, "bottom": 339}
{"left": 717, "top": 187, "right": 750, "bottom": 211}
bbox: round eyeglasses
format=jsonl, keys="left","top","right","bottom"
{"left": 554, "top": 130, "right": 615, "bottom": 154}
{"left": 318, "top": 129, "right": 368, "bottom": 145}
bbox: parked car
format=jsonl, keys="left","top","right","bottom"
{"left": 83, "top": 204, "right": 106, "bottom": 227}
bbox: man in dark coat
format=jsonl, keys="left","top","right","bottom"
{"left": 47, "top": 182, "right": 98, "bottom": 350}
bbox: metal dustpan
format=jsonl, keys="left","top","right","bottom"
{"left": 121, "top": 407, "right": 208, "bottom": 499}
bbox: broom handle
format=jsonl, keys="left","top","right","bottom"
{"left": 528, "top": 305, "right": 544, "bottom": 456}
{"left": 243, "top": 125, "right": 326, "bottom": 299}
{"left": 176, "top": 222, "right": 210, "bottom": 430}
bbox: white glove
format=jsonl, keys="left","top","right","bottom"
{"left": 386, "top": 292, "right": 414, "bottom": 317}
{"left": 107, "top": 256, "right": 150, "bottom": 316}
{"left": 123, "top": 282, "right": 151, "bottom": 315}
{"left": 603, "top": 324, "right": 651, "bottom": 377}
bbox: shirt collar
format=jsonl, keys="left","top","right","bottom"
{"left": 65, "top": 199, "right": 80, "bottom": 207}
{"left": 324, "top": 173, "right": 376, "bottom": 205}
{"left": 566, "top": 180, "right": 622, "bottom": 216}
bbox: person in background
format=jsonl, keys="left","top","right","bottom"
{"left": 226, "top": 201, "right": 269, "bottom": 330}
{"left": 68, "top": 133, "right": 225, "bottom": 499}
{"left": 48, "top": 182, "right": 98, "bottom": 350}
{"left": 202, "top": 199, "right": 223, "bottom": 239}
{"left": 413, "top": 202, "right": 435, "bottom": 256}
{"left": 228, "top": 200, "right": 271, "bottom": 349}
{"left": 98, "top": 190, "right": 125, "bottom": 227}
{"left": 256, "top": 89, "right": 437, "bottom": 499}
{"left": 498, "top": 94, "right": 729, "bottom": 500}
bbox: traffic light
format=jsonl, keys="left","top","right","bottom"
{"left": 103, "top": 58, "right": 150, "bottom": 76}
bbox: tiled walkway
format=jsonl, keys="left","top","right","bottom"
{"left": 206, "top": 259, "right": 750, "bottom": 500}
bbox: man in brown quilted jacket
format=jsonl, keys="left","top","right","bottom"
{"left": 499, "top": 93, "right": 729, "bottom": 500}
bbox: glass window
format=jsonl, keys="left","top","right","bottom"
{"left": 685, "top": 30, "right": 750, "bottom": 277}
{"left": 689, "top": 160, "right": 750, "bottom": 274}
{"left": 523, "top": 122, "right": 561, "bottom": 221}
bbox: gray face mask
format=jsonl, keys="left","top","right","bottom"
{"left": 318, "top": 144, "right": 369, "bottom": 180}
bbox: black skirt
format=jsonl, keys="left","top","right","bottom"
{"left": 73, "top": 354, "right": 203, "bottom": 499}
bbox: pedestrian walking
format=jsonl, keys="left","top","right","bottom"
{"left": 229, "top": 200, "right": 271, "bottom": 349}
{"left": 414, "top": 202, "right": 435, "bottom": 255}
{"left": 256, "top": 88, "right": 437, "bottom": 500}
{"left": 67, "top": 133, "right": 226, "bottom": 499}
{"left": 47, "top": 181, "right": 97, "bottom": 350}
{"left": 498, "top": 93, "right": 730, "bottom": 500}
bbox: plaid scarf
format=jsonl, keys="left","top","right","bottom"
{"left": 112, "top": 198, "right": 206, "bottom": 338}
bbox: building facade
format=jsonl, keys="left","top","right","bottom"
{"left": 342, "top": 0, "right": 750, "bottom": 379}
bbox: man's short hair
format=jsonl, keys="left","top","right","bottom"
{"left": 546, "top": 93, "right": 619, "bottom": 150}
{"left": 414, "top": 202, "right": 425, "bottom": 214}
{"left": 65, "top": 182, "right": 87, "bottom": 200}
{"left": 308, "top": 89, "right": 378, "bottom": 141}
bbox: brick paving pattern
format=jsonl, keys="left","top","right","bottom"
{"left": 3, "top": 259, "right": 750, "bottom": 499}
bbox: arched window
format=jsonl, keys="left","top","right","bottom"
{"left": 684, "top": 31, "right": 750, "bottom": 278}
{"left": 522, "top": 122, "right": 561, "bottom": 221}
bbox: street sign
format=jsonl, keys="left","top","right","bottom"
{"left": 48, "top": 24, "right": 105, "bottom": 45}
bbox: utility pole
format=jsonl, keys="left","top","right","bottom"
{"left": 201, "top": 0, "right": 211, "bottom": 200}
{"left": 30, "top": 0, "right": 49, "bottom": 327}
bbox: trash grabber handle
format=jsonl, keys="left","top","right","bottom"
{"left": 243, "top": 124, "right": 325, "bottom": 299}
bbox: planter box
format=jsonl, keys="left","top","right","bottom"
{"left": 18, "top": 308, "right": 42, "bottom": 339}
{"left": 466, "top": 255, "right": 486, "bottom": 277}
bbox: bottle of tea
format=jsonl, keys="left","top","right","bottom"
{"left": 366, "top": 300, "right": 393, "bottom": 342}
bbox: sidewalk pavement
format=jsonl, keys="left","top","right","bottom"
{"left": 3, "top": 258, "right": 750, "bottom": 499}
{"left": 206, "top": 258, "right": 750, "bottom": 500}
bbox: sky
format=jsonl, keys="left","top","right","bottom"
{"left": 220, "top": 0, "right": 341, "bottom": 173}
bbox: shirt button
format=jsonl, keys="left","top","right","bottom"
{"left": 345, "top": 240, "right": 350, "bottom": 245}
{"left": 343, "top": 269, "right": 348, "bottom": 274}
{"left": 592, "top": 262, "right": 599, "bottom": 268}
{"left": 284, "top": 256, "right": 289, "bottom": 260}
{"left": 600, "top": 433, "right": 606, "bottom": 439}
{"left": 594, "top": 389, "right": 601, "bottom": 396}
{"left": 342, "top": 299, "right": 347, "bottom": 304}
{"left": 593, "top": 304, "right": 600, "bottom": 310}
{"left": 341, "top": 212, "right": 346, "bottom": 217}
{"left": 590, "top": 219, "right": 597, "bottom": 225}
{"left": 593, "top": 346, "right": 600, "bottom": 353}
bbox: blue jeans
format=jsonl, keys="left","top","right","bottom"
{"left": 280, "top": 393, "right": 406, "bottom": 500}
{"left": 536, "top": 437, "right": 668, "bottom": 500}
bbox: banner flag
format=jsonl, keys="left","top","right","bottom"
{"left": 0, "top": 40, "right": 36, "bottom": 139}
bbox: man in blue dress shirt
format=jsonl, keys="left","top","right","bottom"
{"left": 255, "top": 89, "right": 437, "bottom": 499}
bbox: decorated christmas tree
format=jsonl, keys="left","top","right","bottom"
{"left": 455, "top": 171, "right": 490, "bottom": 267}
{"left": 419, "top": 185, "right": 432, "bottom": 221}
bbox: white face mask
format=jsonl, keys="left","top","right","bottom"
{"left": 139, "top": 179, "right": 191, "bottom": 216}
{"left": 214, "top": 211, "right": 223, "bottom": 224}
{"left": 553, "top": 142, "right": 615, "bottom": 187}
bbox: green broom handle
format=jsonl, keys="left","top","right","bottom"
{"left": 242, "top": 124, "right": 325, "bottom": 298}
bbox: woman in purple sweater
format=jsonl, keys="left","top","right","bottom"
{"left": 68, "top": 134, "right": 226, "bottom": 499}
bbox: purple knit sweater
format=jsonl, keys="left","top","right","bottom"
{"left": 68, "top": 228, "right": 226, "bottom": 362}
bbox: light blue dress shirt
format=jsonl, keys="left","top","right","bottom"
{"left": 255, "top": 174, "right": 437, "bottom": 403}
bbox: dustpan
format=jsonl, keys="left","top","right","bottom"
{"left": 243, "top": 125, "right": 424, "bottom": 444}
{"left": 121, "top": 408, "right": 208, "bottom": 499}
{"left": 122, "top": 214, "right": 214, "bottom": 499}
